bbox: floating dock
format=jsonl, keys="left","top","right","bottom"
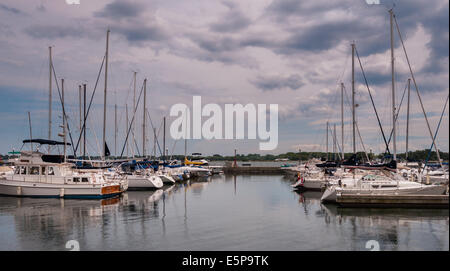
{"left": 336, "top": 194, "right": 449, "bottom": 208}
{"left": 223, "top": 166, "right": 284, "bottom": 174}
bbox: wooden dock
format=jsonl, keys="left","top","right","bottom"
{"left": 222, "top": 166, "right": 284, "bottom": 175}
{"left": 336, "top": 194, "right": 449, "bottom": 208}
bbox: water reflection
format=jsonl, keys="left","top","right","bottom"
{"left": 293, "top": 190, "right": 449, "bottom": 250}
{"left": 0, "top": 175, "right": 447, "bottom": 251}
{"left": 0, "top": 196, "right": 120, "bottom": 250}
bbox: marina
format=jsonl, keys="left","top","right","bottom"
{"left": 0, "top": 0, "right": 448, "bottom": 253}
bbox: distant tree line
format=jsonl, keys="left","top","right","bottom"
{"left": 1, "top": 149, "right": 448, "bottom": 163}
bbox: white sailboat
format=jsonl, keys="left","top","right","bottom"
{"left": 321, "top": 173, "right": 447, "bottom": 203}
{"left": 126, "top": 173, "right": 163, "bottom": 190}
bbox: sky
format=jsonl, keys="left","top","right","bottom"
{"left": 0, "top": 0, "right": 448, "bottom": 157}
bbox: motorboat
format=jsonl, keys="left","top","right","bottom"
{"left": 0, "top": 147, "right": 127, "bottom": 199}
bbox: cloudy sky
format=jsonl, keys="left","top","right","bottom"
{"left": 0, "top": 0, "right": 448, "bottom": 157}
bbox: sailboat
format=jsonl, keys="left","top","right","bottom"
{"left": 321, "top": 10, "right": 448, "bottom": 203}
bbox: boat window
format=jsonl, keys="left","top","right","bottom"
{"left": 41, "top": 166, "right": 46, "bottom": 175}
{"left": 82, "top": 177, "right": 89, "bottom": 183}
{"left": 14, "top": 167, "right": 20, "bottom": 174}
{"left": 48, "top": 167, "right": 55, "bottom": 175}
{"left": 20, "top": 166, "right": 27, "bottom": 175}
{"left": 30, "top": 167, "right": 40, "bottom": 175}
{"left": 73, "top": 177, "right": 80, "bottom": 182}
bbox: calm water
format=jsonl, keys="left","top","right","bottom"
{"left": 0, "top": 174, "right": 448, "bottom": 251}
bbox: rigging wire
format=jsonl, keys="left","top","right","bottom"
{"left": 354, "top": 45, "right": 391, "bottom": 154}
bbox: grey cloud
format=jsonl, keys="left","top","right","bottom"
{"left": 24, "top": 25, "right": 85, "bottom": 39}
{"left": 210, "top": 2, "right": 251, "bottom": 33}
{"left": 0, "top": 4, "right": 23, "bottom": 15}
{"left": 251, "top": 74, "right": 304, "bottom": 91}
{"left": 112, "top": 23, "right": 168, "bottom": 43}
{"left": 94, "top": 0, "right": 144, "bottom": 20}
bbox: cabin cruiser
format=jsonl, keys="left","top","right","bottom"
{"left": 188, "top": 153, "right": 209, "bottom": 166}
{"left": 182, "top": 157, "right": 211, "bottom": 177}
{"left": 321, "top": 173, "right": 447, "bottom": 203}
{"left": 0, "top": 143, "right": 127, "bottom": 198}
{"left": 180, "top": 165, "right": 211, "bottom": 178}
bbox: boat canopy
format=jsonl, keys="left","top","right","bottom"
{"left": 22, "top": 139, "right": 71, "bottom": 146}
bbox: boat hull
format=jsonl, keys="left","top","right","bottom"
{"left": 0, "top": 180, "right": 123, "bottom": 199}
{"left": 158, "top": 174, "right": 176, "bottom": 184}
{"left": 127, "top": 175, "right": 163, "bottom": 190}
{"left": 321, "top": 184, "right": 447, "bottom": 203}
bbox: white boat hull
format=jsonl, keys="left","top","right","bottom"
{"left": 158, "top": 174, "right": 176, "bottom": 184}
{"left": 321, "top": 184, "right": 447, "bottom": 203}
{"left": 0, "top": 179, "right": 122, "bottom": 199}
{"left": 292, "top": 178, "right": 325, "bottom": 190}
{"left": 127, "top": 175, "right": 163, "bottom": 189}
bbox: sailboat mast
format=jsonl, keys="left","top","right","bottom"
{"left": 341, "top": 82, "right": 344, "bottom": 160}
{"left": 351, "top": 43, "right": 356, "bottom": 155}
{"left": 83, "top": 84, "right": 87, "bottom": 159}
{"left": 143, "top": 78, "right": 147, "bottom": 157}
{"left": 62, "top": 79, "right": 66, "bottom": 162}
{"left": 153, "top": 127, "right": 156, "bottom": 159}
{"left": 163, "top": 116, "right": 166, "bottom": 161}
{"left": 78, "top": 85, "right": 82, "bottom": 157}
{"left": 389, "top": 9, "right": 397, "bottom": 161}
{"left": 406, "top": 78, "right": 411, "bottom": 161}
{"left": 115, "top": 103, "right": 117, "bottom": 157}
{"left": 334, "top": 123, "right": 337, "bottom": 161}
{"left": 102, "top": 29, "right": 110, "bottom": 160}
{"left": 326, "top": 121, "right": 329, "bottom": 160}
{"left": 133, "top": 71, "right": 136, "bottom": 157}
{"left": 48, "top": 46, "right": 52, "bottom": 154}
{"left": 126, "top": 104, "right": 129, "bottom": 157}
{"left": 184, "top": 107, "right": 187, "bottom": 159}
